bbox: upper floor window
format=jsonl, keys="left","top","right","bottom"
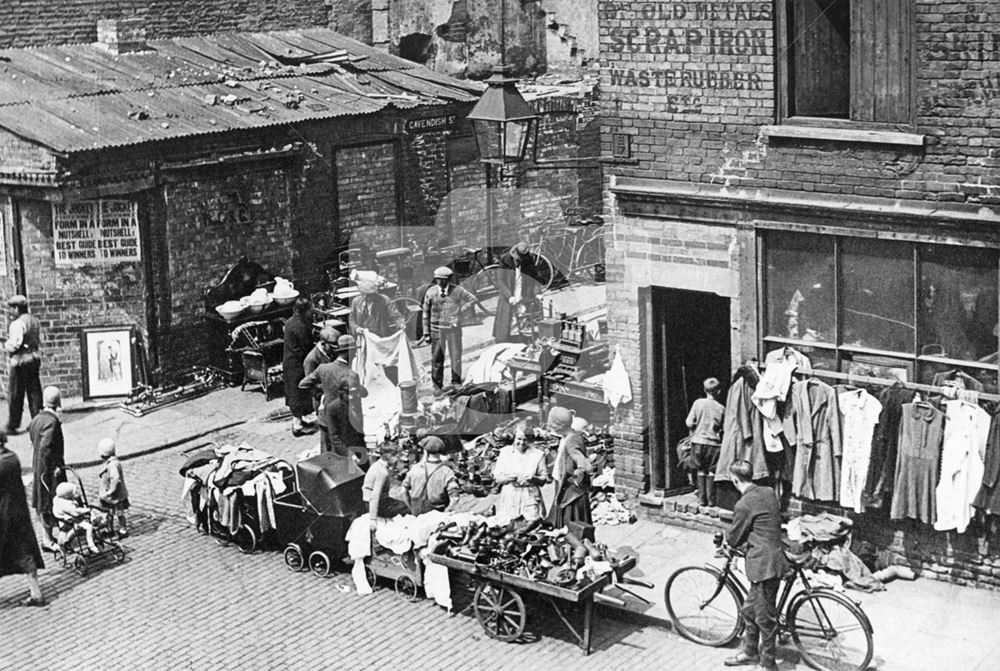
{"left": 778, "top": 0, "right": 914, "bottom": 125}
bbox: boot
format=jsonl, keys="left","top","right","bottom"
{"left": 696, "top": 473, "right": 708, "bottom": 506}
{"left": 705, "top": 474, "right": 716, "bottom": 507}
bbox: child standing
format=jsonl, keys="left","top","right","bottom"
{"left": 97, "top": 438, "right": 129, "bottom": 538}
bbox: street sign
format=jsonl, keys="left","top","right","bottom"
{"left": 404, "top": 114, "right": 458, "bottom": 134}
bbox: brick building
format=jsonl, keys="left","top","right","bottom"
{"left": 600, "top": 1, "right": 1000, "bottom": 586}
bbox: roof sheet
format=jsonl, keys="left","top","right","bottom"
{"left": 0, "top": 28, "right": 481, "bottom": 154}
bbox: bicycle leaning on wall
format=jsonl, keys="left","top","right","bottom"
{"left": 664, "top": 533, "right": 874, "bottom": 671}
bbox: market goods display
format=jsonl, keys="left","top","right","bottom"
{"left": 428, "top": 518, "right": 615, "bottom": 589}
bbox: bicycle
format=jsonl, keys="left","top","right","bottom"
{"left": 524, "top": 222, "right": 605, "bottom": 291}
{"left": 664, "top": 533, "right": 874, "bottom": 671}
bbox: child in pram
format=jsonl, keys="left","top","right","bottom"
{"left": 52, "top": 482, "right": 107, "bottom": 554}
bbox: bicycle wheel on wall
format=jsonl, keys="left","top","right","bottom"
{"left": 664, "top": 566, "right": 743, "bottom": 646}
{"left": 788, "top": 591, "right": 873, "bottom": 671}
{"left": 575, "top": 228, "right": 606, "bottom": 283}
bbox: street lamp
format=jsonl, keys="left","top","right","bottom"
{"left": 467, "top": 66, "right": 539, "bottom": 262}
{"left": 467, "top": 66, "right": 538, "bottom": 164}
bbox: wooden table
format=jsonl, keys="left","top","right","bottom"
{"left": 426, "top": 553, "right": 637, "bottom": 655}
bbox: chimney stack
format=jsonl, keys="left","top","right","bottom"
{"left": 96, "top": 18, "right": 148, "bottom": 55}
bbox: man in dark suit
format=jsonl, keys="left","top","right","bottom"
{"left": 283, "top": 297, "right": 315, "bottom": 437}
{"left": 29, "top": 386, "right": 65, "bottom": 551}
{"left": 299, "top": 335, "right": 368, "bottom": 457}
{"left": 725, "top": 460, "right": 789, "bottom": 671}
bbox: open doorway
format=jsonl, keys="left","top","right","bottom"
{"left": 647, "top": 286, "right": 731, "bottom": 495}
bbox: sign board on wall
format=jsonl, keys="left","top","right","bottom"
{"left": 52, "top": 199, "right": 140, "bottom": 266}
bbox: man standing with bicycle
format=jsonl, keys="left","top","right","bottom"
{"left": 725, "top": 460, "right": 789, "bottom": 671}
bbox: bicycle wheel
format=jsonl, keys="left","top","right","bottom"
{"left": 464, "top": 264, "right": 511, "bottom": 303}
{"left": 531, "top": 253, "right": 556, "bottom": 293}
{"left": 389, "top": 296, "right": 423, "bottom": 342}
{"left": 789, "top": 591, "right": 873, "bottom": 671}
{"left": 664, "top": 566, "right": 743, "bottom": 646}
{"left": 574, "top": 228, "right": 606, "bottom": 282}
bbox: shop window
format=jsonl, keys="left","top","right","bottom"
{"left": 779, "top": 0, "right": 914, "bottom": 124}
{"left": 919, "top": 245, "right": 998, "bottom": 364}
{"left": 764, "top": 233, "right": 835, "bottom": 344}
{"left": 840, "top": 238, "right": 914, "bottom": 354}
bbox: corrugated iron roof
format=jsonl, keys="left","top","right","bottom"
{"left": 0, "top": 28, "right": 481, "bottom": 154}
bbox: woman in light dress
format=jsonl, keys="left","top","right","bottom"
{"left": 492, "top": 425, "right": 549, "bottom": 521}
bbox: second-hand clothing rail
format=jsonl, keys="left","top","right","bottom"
{"left": 798, "top": 368, "right": 1000, "bottom": 404}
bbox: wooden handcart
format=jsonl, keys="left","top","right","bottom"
{"left": 426, "top": 553, "right": 640, "bottom": 655}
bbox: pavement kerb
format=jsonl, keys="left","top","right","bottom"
{"left": 19, "top": 419, "right": 248, "bottom": 474}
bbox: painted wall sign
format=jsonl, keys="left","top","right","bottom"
{"left": 404, "top": 114, "right": 458, "bottom": 133}
{"left": 52, "top": 199, "right": 140, "bottom": 266}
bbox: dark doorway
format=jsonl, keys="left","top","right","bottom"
{"left": 648, "top": 286, "right": 731, "bottom": 494}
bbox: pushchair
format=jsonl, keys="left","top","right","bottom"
{"left": 50, "top": 468, "right": 126, "bottom": 576}
{"left": 275, "top": 451, "right": 367, "bottom": 577}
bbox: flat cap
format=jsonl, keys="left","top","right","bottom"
{"left": 6, "top": 294, "right": 27, "bottom": 308}
{"left": 433, "top": 266, "right": 453, "bottom": 279}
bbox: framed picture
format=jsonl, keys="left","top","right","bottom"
{"left": 80, "top": 326, "right": 136, "bottom": 400}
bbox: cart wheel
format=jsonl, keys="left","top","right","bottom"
{"left": 364, "top": 563, "right": 377, "bottom": 590}
{"left": 309, "top": 550, "right": 332, "bottom": 578}
{"left": 234, "top": 525, "right": 258, "bottom": 555}
{"left": 283, "top": 544, "right": 306, "bottom": 572}
{"left": 473, "top": 583, "right": 526, "bottom": 642}
{"left": 73, "top": 554, "right": 89, "bottom": 577}
{"left": 395, "top": 575, "right": 419, "bottom": 602}
{"left": 111, "top": 546, "right": 127, "bottom": 564}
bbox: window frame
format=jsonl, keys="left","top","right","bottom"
{"left": 774, "top": 0, "right": 918, "bottom": 131}
{"left": 759, "top": 231, "right": 1000, "bottom": 393}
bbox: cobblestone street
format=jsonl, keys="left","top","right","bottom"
{"left": 1, "top": 447, "right": 728, "bottom": 671}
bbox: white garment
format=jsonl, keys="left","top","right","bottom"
{"left": 492, "top": 445, "right": 547, "bottom": 520}
{"left": 764, "top": 346, "right": 813, "bottom": 373}
{"left": 603, "top": 345, "right": 633, "bottom": 408}
{"left": 837, "top": 388, "right": 882, "bottom": 513}
{"left": 354, "top": 330, "right": 424, "bottom": 441}
{"left": 752, "top": 359, "right": 797, "bottom": 453}
{"left": 466, "top": 342, "right": 525, "bottom": 384}
{"left": 935, "top": 400, "right": 990, "bottom": 533}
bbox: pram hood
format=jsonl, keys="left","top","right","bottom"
{"left": 295, "top": 452, "right": 365, "bottom": 517}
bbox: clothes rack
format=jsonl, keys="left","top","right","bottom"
{"left": 795, "top": 368, "right": 1000, "bottom": 404}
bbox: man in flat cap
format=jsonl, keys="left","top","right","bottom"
{"left": 299, "top": 334, "right": 367, "bottom": 456}
{"left": 419, "top": 266, "right": 491, "bottom": 392}
{"left": 401, "top": 436, "right": 460, "bottom": 515}
{"left": 4, "top": 295, "right": 42, "bottom": 435}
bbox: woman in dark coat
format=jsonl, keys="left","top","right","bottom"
{"left": 545, "top": 406, "right": 593, "bottom": 527}
{"left": 0, "top": 431, "right": 46, "bottom": 606}
{"left": 283, "top": 297, "right": 315, "bottom": 436}
{"left": 492, "top": 243, "right": 544, "bottom": 343}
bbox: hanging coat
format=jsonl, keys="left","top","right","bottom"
{"left": 791, "top": 378, "right": 842, "bottom": 502}
{"left": 716, "top": 367, "right": 768, "bottom": 483}
{"left": 891, "top": 402, "right": 945, "bottom": 525}
{"left": 861, "top": 383, "right": 916, "bottom": 509}
{"left": 934, "top": 400, "right": 989, "bottom": 533}
{"left": 973, "top": 412, "right": 1000, "bottom": 514}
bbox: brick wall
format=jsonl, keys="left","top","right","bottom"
{"left": 599, "top": 0, "right": 1000, "bottom": 585}
{"left": 159, "top": 167, "right": 295, "bottom": 371}
{"left": 0, "top": 0, "right": 331, "bottom": 48}
{"left": 0, "top": 199, "right": 147, "bottom": 398}
{"left": 335, "top": 141, "right": 402, "bottom": 253}
{"left": 600, "top": 0, "right": 1000, "bottom": 202}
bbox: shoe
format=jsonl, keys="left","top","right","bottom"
{"left": 117, "top": 530, "right": 129, "bottom": 540}
{"left": 40, "top": 542, "right": 59, "bottom": 554}
{"left": 724, "top": 653, "right": 761, "bottom": 667}
{"left": 20, "top": 596, "right": 46, "bottom": 607}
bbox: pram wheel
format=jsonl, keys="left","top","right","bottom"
{"left": 364, "top": 564, "right": 377, "bottom": 590}
{"left": 283, "top": 544, "right": 306, "bottom": 572}
{"left": 309, "top": 550, "right": 332, "bottom": 577}
{"left": 395, "top": 575, "right": 419, "bottom": 602}
{"left": 73, "top": 554, "right": 89, "bottom": 577}
{"left": 233, "top": 525, "right": 258, "bottom": 555}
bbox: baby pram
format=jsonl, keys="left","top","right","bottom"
{"left": 275, "top": 452, "right": 366, "bottom": 577}
{"left": 50, "top": 467, "right": 126, "bottom": 576}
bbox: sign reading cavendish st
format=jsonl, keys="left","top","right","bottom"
{"left": 52, "top": 199, "right": 141, "bottom": 266}
{"left": 404, "top": 114, "right": 459, "bottom": 134}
